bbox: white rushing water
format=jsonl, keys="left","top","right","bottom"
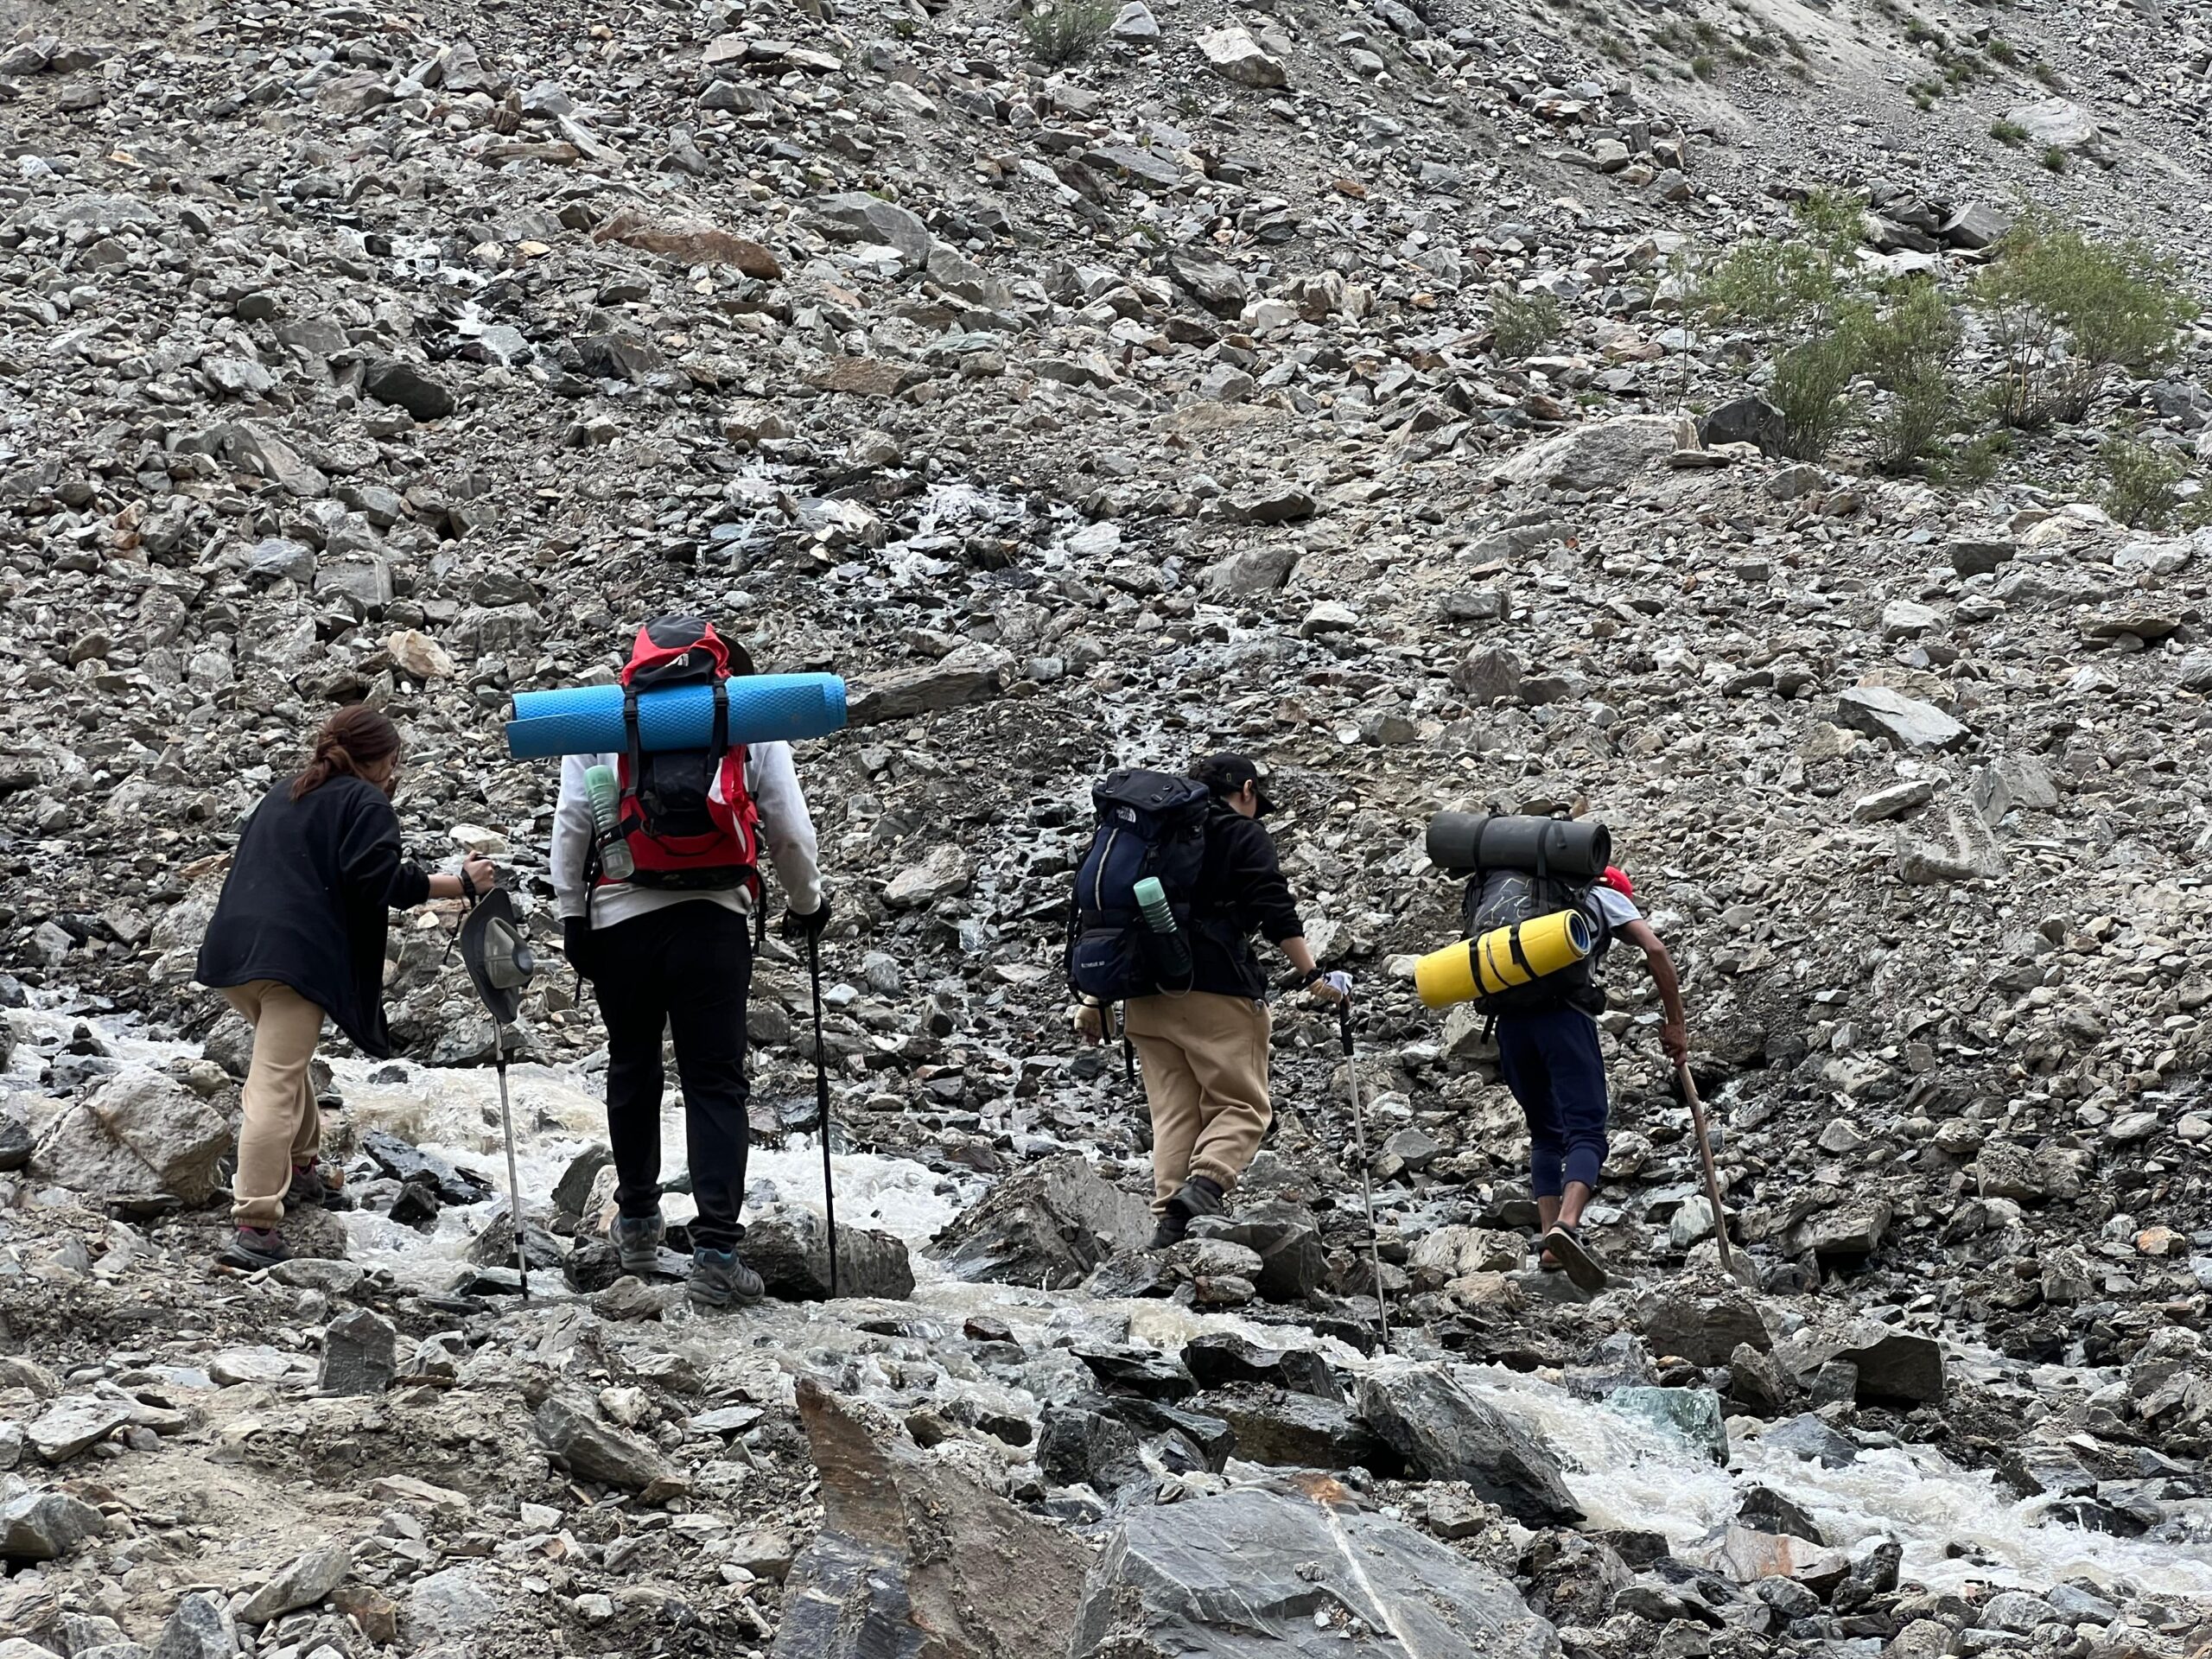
{"left": 13, "top": 1000, "right": 2212, "bottom": 1605}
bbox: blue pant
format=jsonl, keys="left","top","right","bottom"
{"left": 1497, "top": 1007, "right": 1610, "bottom": 1196}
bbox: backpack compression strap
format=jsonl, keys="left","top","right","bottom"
{"left": 622, "top": 687, "right": 644, "bottom": 811}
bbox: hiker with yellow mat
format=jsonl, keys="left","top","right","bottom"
{"left": 1419, "top": 813, "right": 1688, "bottom": 1291}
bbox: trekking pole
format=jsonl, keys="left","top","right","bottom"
{"left": 493, "top": 1039, "right": 530, "bottom": 1301}
{"left": 1337, "top": 995, "right": 1389, "bottom": 1353}
{"left": 808, "top": 930, "right": 840, "bottom": 1300}
{"left": 1676, "top": 1059, "right": 1746, "bottom": 1288}
{"left": 454, "top": 881, "right": 531, "bottom": 1300}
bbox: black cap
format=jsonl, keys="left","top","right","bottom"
{"left": 1191, "top": 752, "right": 1275, "bottom": 817}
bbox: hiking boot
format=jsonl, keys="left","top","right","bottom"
{"left": 284, "top": 1161, "right": 345, "bottom": 1212}
{"left": 1147, "top": 1211, "right": 1191, "bottom": 1251}
{"left": 1167, "top": 1174, "right": 1227, "bottom": 1222}
{"left": 613, "top": 1210, "right": 666, "bottom": 1276}
{"left": 688, "top": 1248, "right": 765, "bottom": 1310}
{"left": 218, "top": 1226, "right": 290, "bottom": 1273}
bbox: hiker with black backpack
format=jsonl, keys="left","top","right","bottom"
{"left": 550, "top": 617, "right": 827, "bottom": 1311}
{"left": 1069, "top": 753, "right": 1344, "bottom": 1250}
{"left": 1421, "top": 813, "right": 1686, "bottom": 1292}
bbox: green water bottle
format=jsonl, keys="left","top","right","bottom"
{"left": 584, "top": 765, "right": 635, "bottom": 881}
{"left": 1132, "top": 876, "right": 1191, "bottom": 983}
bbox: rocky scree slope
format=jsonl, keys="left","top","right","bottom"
{"left": 4, "top": 0, "right": 2212, "bottom": 1651}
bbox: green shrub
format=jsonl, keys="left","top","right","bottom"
{"left": 1770, "top": 305, "right": 1872, "bottom": 461}
{"left": 2101, "top": 435, "right": 2189, "bottom": 529}
{"left": 1491, "top": 289, "right": 1563, "bottom": 359}
{"left": 2040, "top": 146, "right": 2068, "bottom": 174}
{"left": 1020, "top": 0, "right": 1117, "bottom": 66}
{"left": 1972, "top": 215, "right": 2199, "bottom": 429}
{"left": 1859, "top": 282, "right": 1965, "bottom": 473}
{"left": 1700, "top": 190, "right": 1860, "bottom": 329}
{"left": 1927, "top": 429, "right": 2011, "bottom": 487}
{"left": 1986, "top": 35, "right": 2018, "bottom": 64}
{"left": 1988, "top": 118, "right": 2026, "bottom": 144}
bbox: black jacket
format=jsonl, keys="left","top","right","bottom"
{"left": 1185, "top": 801, "right": 1305, "bottom": 1000}
{"left": 194, "top": 774, "right": 432, "bottom": 1058}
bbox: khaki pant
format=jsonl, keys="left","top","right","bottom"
{"left": 223, "top": 981, "right": 325, "bottom": 1227}
{"left": 1124, "top": 991, "right": 1272, "bottom": 1214}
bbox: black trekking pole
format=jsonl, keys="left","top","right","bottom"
{"left": 1338, "top": 995, "right": 1389, "bottom": 1353}
{"left": 808, "top": 930, "right": 840, "bottom": 1299}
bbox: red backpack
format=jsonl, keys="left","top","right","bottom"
{"left": 594, "top": 616, "right": 762, "bottom": 899}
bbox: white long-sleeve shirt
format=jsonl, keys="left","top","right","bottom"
{"left": 550, "top": 741, "right": 822, "bottom": 927}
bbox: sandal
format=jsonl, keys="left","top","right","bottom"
{"left": 1541, "top": 1224, "right": 1608, "bottom": 1293}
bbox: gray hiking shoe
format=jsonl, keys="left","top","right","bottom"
{"left": 612, "top": 1210, "right": 665, "bottom": 1275}
{"left": 218, "top": 1226, "right": 290, "bottom": 1273}
{"left": 285, "top": 1160, "right": 345, "bottom": 1212}
{"left": 688, "top": 1248, "right": 765, "bottom": 1310}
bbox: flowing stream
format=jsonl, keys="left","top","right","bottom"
{"left": 10, "top": 998, "right": 2212, "bottom": 1608}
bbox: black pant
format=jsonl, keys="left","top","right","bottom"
{"left": 593, "top": 901, "right": 753, "bottom": 1253}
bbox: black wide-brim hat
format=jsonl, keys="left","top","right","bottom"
{"left": 460, "top": 888, "right": 535, "bottom": 1027}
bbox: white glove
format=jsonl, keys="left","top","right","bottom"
{"left": 1312, "top": 970, "right": 1353, "bottom": 1004}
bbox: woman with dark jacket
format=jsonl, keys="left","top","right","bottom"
{"left": 196, "top": 705, "right": 496, "bottom": 1270}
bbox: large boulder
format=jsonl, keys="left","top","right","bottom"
{"left": 1196, "top": 25, "right": 1287, "bottom": 88}
{"left": 742, "top": 1209, "right": 915, "bottom": 1301}
{"left": 2004, "top": 97, "right": 2100, "bottom": 153}
{"left": 1489, "top": 416, "right": 1680, "bottom": 493}
{"left": 1632, "top": 1282, "right": 1772, "bottom": 1367}
{"left": 0, "top": 1490, "right": 105, "bottom": 1563}
{"left": 1833, "top": 686, "right": 1968, "bottom": 752}
{"left": 1697, "top": 396, "right": 1787, "bottom": 456}
{"left": 1199, "top": 1388, "right": 1401, "bottom": 1475}
{"left": 1189, "top": 1204, "right": 1329, "bottom": 1302}
{"left": 29, "top": 1073, "right": 232, "bottom": 1204}
{"left": 774, "top": 1379, "right": 1091, "bottom": 1657}
{"left": 1068, "top": 1484, "right": 1560, "bottom": 1657}
{"left": 847, "top": 642, "right": 1013, "bottom": 726}
{"left": 1356, "top": 1368, "right": 1582, "bottom": 1525}
{"left": 930, "top": 1153, "right": 1151, "bottom": 1289}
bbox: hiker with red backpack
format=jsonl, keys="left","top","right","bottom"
{"left": 550, "top": 617, "right": 827, "bottom": 1310}
{"left": 1069, "top": 753, "right": 1344, "bottom": 1250}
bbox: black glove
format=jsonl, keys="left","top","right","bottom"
{"left": 780, "top": 893, "right": 830, "bottom": 940}
{"left": 563, "top": 916, "right": 598, "bottom": 980}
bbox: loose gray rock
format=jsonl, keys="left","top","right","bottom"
{"left": 237, "top": 1541, "right": 351, "bottom": 1624}
{"left": 775, "top": 1379, "right": 1091, "bottom": 1657}
{"left": 847, "top": 643, "right": 1014, "bottom": 725}
{"left": 1357, "top": 1368, "right": 1582, "bottom": 1525}
{"left": 363, "top": 358, "right": 456, "bottom": 421}
{"left": 533, "top": 1397, "right": 685, "bottom": 1499}
{"left": 1068, "top": 1485, "right": 1560, "bottom": 1657}
{"left": 318, "top": 1307, "right": 397, "bottom": 1396}
{"left": 150, "top": 1592, "right": 238, "bottom": 1659}
{"left": 0, "top": 1491, "right": 105, "bottom": 1563}
{"left": 1489, "top": 415, "right": 1679, "bottom": 493}
{"left": 931, "top": 1153, "right": 1152, "bottom": 1289}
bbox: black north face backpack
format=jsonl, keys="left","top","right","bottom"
{"left": 1065, "top": 769, "right": 1212, "bottom": 1003}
